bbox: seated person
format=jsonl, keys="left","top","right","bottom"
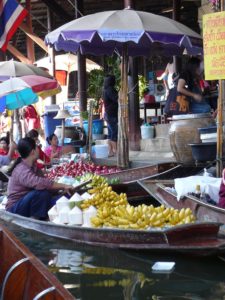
{"left": 44, "top": 133, "right": 74, "bottom": 161}
{"left": 6, "top": 137, "right": 74, "bottom": 220}
{"left": 26, "top": 129, "right": 50, "bottom": 168}
{"left": 218, "top": 169, "right": 225, "bottom": 208}
{"left": 0, "top": 136, "right": 18, "bottom": 159}
{"left": 0, "top": 141, "right": 17, "bottom": 167}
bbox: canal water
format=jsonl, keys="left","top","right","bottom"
{"left": 1, "top": 220, "right": 225, "bottom": 300}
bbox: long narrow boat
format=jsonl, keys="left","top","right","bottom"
{"left": 103, "top": 162, "right": 208, "bottom": 198}
{"left": 0, "top": 224, "right": 74, "bottom": 300}
{"left": 0, "top": 209, "right": 225, "bottom": 256}
{"left": 103, "top": 162, "right": 207, "bottom": 183}
{"left": 138, "top": 179, "right": 225, "bottom": 224}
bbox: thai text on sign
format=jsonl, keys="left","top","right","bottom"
{"left": 203, "top": 12, "right": 225, "bottom": 80}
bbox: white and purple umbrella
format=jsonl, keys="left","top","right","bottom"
{"left": 45, "top": 9, "right": 202, "bottom": 57}
{"left": 45, "top": 9, "right": 202, "bottom": 168}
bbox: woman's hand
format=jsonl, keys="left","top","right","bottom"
{"left": 193, "top": 93, "right": 202, "bottom": 102}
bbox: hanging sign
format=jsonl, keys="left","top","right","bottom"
{"left": 203, "top": 11, "right": 225, "bottom": 80}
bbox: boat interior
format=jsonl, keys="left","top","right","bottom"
{"left": 0, "top": 225, "right": 74, "bottom": 300}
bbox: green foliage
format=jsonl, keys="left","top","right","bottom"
{"left": 138, "top": 75, "right": 148, "bottom": 101}
{"left": 87, "top": 69, "right": 105, "bottom": 101}
{"left": 104, "top": 56, "right": 121, "bottom": 90}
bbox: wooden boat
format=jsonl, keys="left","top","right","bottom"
{"left": 0, "top": 209, "right": 225, "bottom": 256}
{"left": 103, "top": 162, "right": 208, "bottom": 199}
{"left": 0, "top": 224, "right": 74, "bottom": 300}
{"left": 138, "top": 179, "right": 225, "bottom": 224}
{"left": 103, "top": 162, "right": 207, "bottom": 183}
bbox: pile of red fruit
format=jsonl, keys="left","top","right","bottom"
{"left": 46, "top": 161, "right": 121, "bottom": 180}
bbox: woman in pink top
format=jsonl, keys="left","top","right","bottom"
{"left": 45, "top": 134, "right": 62, "bottom": 160}
{"left": 45, "top": 134, "right": 75, "bottom": 161}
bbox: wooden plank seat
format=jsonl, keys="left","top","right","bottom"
{"left": 0, "top": 226, "right": 74, "bottom": 300}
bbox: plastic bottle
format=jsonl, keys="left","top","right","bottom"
{"left": 194, "top": 184, "right": 201, "bottom": 199}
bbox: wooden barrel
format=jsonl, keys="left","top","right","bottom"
{"left": 169, "top": 113, "right": 216, "bottom": 164}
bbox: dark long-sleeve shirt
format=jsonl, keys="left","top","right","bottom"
{"left": 6, "top": 160, "right": 53, "bottom": 210}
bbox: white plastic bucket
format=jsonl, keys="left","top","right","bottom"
{"left": 141, "top": 125, "right": 154, "bottom": 139}
{"left": 94, "top": 144, "right": 109, "bottom": 158}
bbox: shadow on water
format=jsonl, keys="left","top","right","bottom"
{"left": 1, "top": 219, "right": 225, "bottom": 300}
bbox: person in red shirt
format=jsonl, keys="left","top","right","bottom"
{"left": 0, "top": 136, "right": 18, "bottom": 159}
{"left": 22, "top": 105, "right": 41, "bottom": 133}
{"left": 26, "top": 129, "right": 50, "bottom": 169}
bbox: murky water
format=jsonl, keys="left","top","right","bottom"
{"left": 1, "top": 220, "right": 225, "bottom": 300}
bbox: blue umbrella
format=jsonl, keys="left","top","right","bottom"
{"left": 0, "top": 88, "right": 38, "bottom": 112}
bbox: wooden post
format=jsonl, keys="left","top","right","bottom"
{"left": 217, "top": 0, "right": 225, "bottom": 177}
{"left": 47, "top": 7, "right": 56, "bottom": 105}
{"left": 25, "top": 0, "right": 35, "bottom": 63}
{"left": 128, "top": 57, "right": 141, "bottom": 150}
{"left": 117, "top": 45, "right": 129, "bottom": 168}
{"left": 78, "top": 50, "right": 87, "bottom": 113}
{"left": 217, "top": 81, "right": 223, "bottom": 177}
{"left": 172, "top": 0, "right": 182, "bottom": 74}
{"left": 124, "top": 0, "right": 134, "bottom": 8}
{"left": 87, "top": 101, "right": 93, "bottom": 156}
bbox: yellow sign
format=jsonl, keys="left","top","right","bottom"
{"left": 203, "top": 11, "right": 225, "bottom": 80}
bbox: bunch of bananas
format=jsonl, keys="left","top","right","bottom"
{"left": 80, "top": 184, "right": 127, "bottom": 210}
{"left": 91, "top": 204, "right": 196, "bottom": 229}
{"left": 81, "top": 174, "right": 108, "bottom": 188}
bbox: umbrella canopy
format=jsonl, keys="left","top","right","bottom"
{"left": 35, "top": 53, "right": 101, "bottom": 73}
{"left": 0, "top": 75, "right": 61, "bottom": 111}
{"left": 45, "top": 9, "right": 202, "bottom": 57}
{"left": 45, "top": 9, "right": 203, "bottom": 168}
{"left": 0, "top": 60, "right": 52, "bottom": 81}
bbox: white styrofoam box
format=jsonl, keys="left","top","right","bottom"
{"left": 48, "top": 205, "right": 58, "bottom": 222}
{"left": 83, "top": 205, "right": 97, "bottom": 227}
{"left": 58, "top": 207, "right": 70, "bottom": 224}
{"left": 81, "top": 192, "right": 92, "bottom": 200}
{"left": 68, "top": 206, "right": 83, "bottom": 225}
{"left": 56, "top": 196, "right": 69, "bottom": 212}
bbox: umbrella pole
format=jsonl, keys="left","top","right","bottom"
{"left": 117, "top": 44, "right": 129, "bottom": 168}
{"left": 216, "top": 81, "right": 223, "bottom": 177}
{"left": 61, "top": 118, "right": 65, "bottom": 146}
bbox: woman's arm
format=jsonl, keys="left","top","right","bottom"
{"left": 177, "top": 78, "right": 202, "bottom": 102}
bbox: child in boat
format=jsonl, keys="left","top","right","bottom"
{"left": 6, "top": 137, "right": 74, "bottom": 220}
{"left": 218, "top": 169, "right": 225, "bottom": 208}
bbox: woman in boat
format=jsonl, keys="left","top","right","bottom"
{"left": 6, "top": 137, "right": 74, "bottom": 220}
{"left": 177, "top": 57, "right": 211, "bottom": 114}
{"left": 0, "top": 135, "right": 18, "bottom": 160}
{"left": 102, "top": 75, "right": 118, "bottom": 157}
{"left": 0, "top": 141, "right": 17, "bottom": 167}
{"left": 26, "top": 129, "right": 50, "bottom": 168}
{"left": 44, "top": 133, "right": 74, "bottom": 161}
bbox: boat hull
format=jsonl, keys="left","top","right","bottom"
{"left": 1, "top": 210, "right": 225, "bottom": 256}
{"left": 0, "top": 223, "right": 74, "bottom": 299}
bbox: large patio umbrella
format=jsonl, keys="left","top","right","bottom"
{"left": 0, "top": 60, "right": 52, "bottom": 81}
{"left": 35, "top": 53, "right": 101, "bottom": 73}
{"left": 0, "top": 75, "right": 61, "bottom": 111}
{"left": 45, "top": 9, "right": 202, "bottom": 168}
